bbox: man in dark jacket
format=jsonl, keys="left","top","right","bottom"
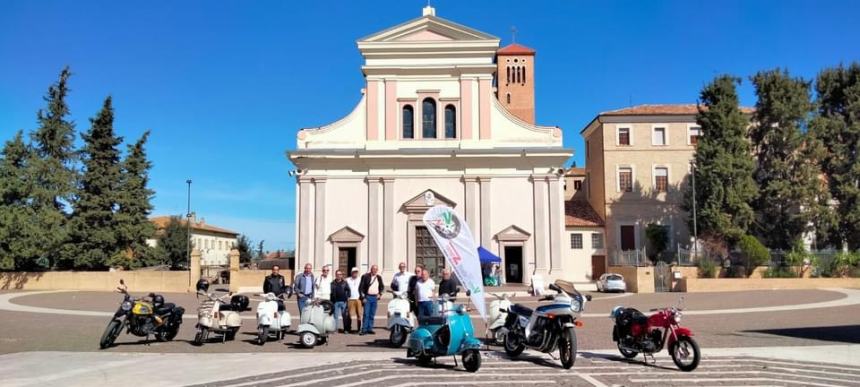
{"left": 438, "top": 268, "right": 460, "bottom": 298}
{"left": 358, "top": 265, "right": 384, "bottom": 335}
{"left": 407, "top": 264, "right": 424, "bottom": 314}
{"left": 330, "top": 269, "right": 350, "bottom": 333}
{"left": 263, "top": 265, "right": 287, "bottom": 296}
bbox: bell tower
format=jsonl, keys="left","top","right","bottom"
{"left": 496, "top": 43, "right": 536, "bottom": 124}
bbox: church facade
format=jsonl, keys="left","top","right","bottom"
{"left": 288, "top": 6, "right": 583, "bottom": 284}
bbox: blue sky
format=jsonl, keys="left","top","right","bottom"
{"left": 1, "top": 1, "right": 857, "bottom": 251}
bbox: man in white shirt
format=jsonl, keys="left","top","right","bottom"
{"left": 390, "top": 262, "right": 413, "bottom": 293}
{"left": 345, "top": 267, "right": 362, "bottom": 333}
{"left": 315, "top": 265, "right": 332, "bottom": 300}
{"left": 416, "top": 268, "right": 436, "bottom": 319}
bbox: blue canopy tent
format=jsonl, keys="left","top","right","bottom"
{"left": 478, "top": 246, "right": 502, "bottom": 264}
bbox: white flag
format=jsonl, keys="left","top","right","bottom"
{"left": 422, "top": 205, "right": 486, "bottom": 320}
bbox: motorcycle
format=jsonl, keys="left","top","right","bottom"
{"left": 99, "top": 279, "right": 184, "bottom": 349}
{"left": 406, "top": 294, "right": 482, "bottom": 372}
{"left": 610, "top": 301, "right": 700, "bottom": 371}
{"left": 387, "top": 289, "right": 415, "bottom": 348}
{"left": 296, "top": 297, "right": 336, "bottom": 348}
{"left": 486, "top": 292, "right": 511, "bottom": 345}
{"left": 193, "top": 281, "right": 245, "bottom": 346}
{"left": 503, "top": 280, "right": 590, "bottom": 369}
{"left": 256, "top": 292, "right": 292, "bottom": 345}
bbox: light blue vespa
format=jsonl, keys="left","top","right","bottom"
{"left": 406, "top": 296, "right": 482, "bottom": 372}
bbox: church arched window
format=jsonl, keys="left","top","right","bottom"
{"left": 522, "top": 65, "right": 526, "bottom": 84}
{"left": 444, "top": 105, "right": 456, "bottom": 139}
{"left": 422, "top": 98, "right": 436, "bottom": 139}
{"left": 506, "top": 66, "right": 510, "bottom": 84}
{"left": 402, "top": 105, "right": 414, "bottom": 139}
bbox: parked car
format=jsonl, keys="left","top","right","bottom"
{"left": 597, "top": 273, "right": 626, "bottom": 293}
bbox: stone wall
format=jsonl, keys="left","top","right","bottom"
{"left": 0, "top": 271, "right": 192, "bottom": 292}
{"left": 607, "top": 265, "right": 655, "bottom": 293}
{"left": 229, "top": 269, "right": 294, "bottom": 294}
{"left": 678, "top": 277, "right": 860, "bottom": 292}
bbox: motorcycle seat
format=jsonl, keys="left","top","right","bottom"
{"left": 510, "top": 304, "right": 533, "bottom": 318}
{"left": 156, "top": 303, "right": 176, "bottom": 315}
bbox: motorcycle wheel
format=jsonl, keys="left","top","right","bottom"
{"left": 164, "top": 325, "right": 180, "bottom": 341}
{"left": 99, "top": 320, "right": 122, "bottom": 349}
{"left": 493, "top": 328, "right": 506, "bottom": 345}
{"left": 225, "top": 327, "right": 239, "bottom": 341}
{"left": 503, "top": 332, "right": 525, "bottom": 357}
{"left": 617, "top": 341, "right": 639, "bottom": 358}
{"left": 193, "top": 328, "right": 207, "bottom": 346}
{"left": 462, "top": 349, "right": 481, "bottom": 372}
{"left": 670, "top": 336, "right": 700, "bottom": 372}
{"left": 559, "top": 327, "right": 577, "bottom": 369}
{"left": 389, "top": 326, "right": 407, "bottom": 348}
{"left": 258, "top": 326, "right": 268, "bottom": 345}
{"left": 299, "top": 332, "right": 316, "bottom": 348}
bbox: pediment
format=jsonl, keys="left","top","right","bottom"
{"left": 329, "top": 226, "right": 364, "bottom": 243}
{"left": 401, "top": 189, "right": 457, "bottom": 214}
{"left": 496, "top": 225, "right": 531, "bottom": 242}
{"left": 359, "top": 15, "right": 498, "bottom": 43}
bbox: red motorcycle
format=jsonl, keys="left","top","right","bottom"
{"left": 610, "top": 303, "right": 700, "bottom": 371}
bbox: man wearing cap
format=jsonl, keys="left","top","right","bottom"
{"left": 345, "top": 267, "right": 362, "bottom": 333}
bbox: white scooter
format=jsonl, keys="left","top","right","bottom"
{"left": 487, "top": 293, "right": 512, "bottom": 344}
{"left": 193, "top": 289, "right": 243, "bottom": 346}
{"left": 386, "top": 289, "right": 415, "bottom": 347}
{"left": 296, "top": 298, "right": 336, "bottom": 348}
{"left": 256, "top": 292, "right": 292, "bottom": 345}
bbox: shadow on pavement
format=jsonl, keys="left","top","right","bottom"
{"left": 579, "top": 351, "right": 680, "bottom": 371}
{"left": 743, "top": 325, "right": 860, "bottom": 344}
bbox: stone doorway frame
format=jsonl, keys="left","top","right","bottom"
{"left": 401, "top": 189, "right": 457, "bottom": 270}
{"left": 329, "top": 226, "right": 364, "bottom": 272}
{"left": 495, "top": 225, "right": 531, "bottom": 284}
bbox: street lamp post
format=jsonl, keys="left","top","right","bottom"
{"left": 186, "top": 179, "right": 192, "bottom": 286}
{"left": 690, "top": 161, "right": 698, "bottom": 260}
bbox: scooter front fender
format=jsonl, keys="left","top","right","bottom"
{"left": 297, "top": 323, "right": 320, "bottom": 336}
{"left": 387, "top": 317, "right": 412, "bottom": 330}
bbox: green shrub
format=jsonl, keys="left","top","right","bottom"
{"left": 832, "top": 251, "right": 860, "bottom": 277}
{"left": 645, "top": 224, "right": 670, "bottom": 261}
{"left": 764, "top": 266, "right": 797, "bottom": 278}
{"left": 738, "top": 235, "right": 771, "bottom": 277}
{"left": 697, "top": 257, "right": 717, "bottom": 278}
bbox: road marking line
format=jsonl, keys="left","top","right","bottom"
{"left": 629, "top": 377, "right": 846, "bottom": 387}
{"left": 577, "top": 374, "right": 609, "bottom": 387}
{"left": 227, "top": 365, "right": 400, "bottom": 387}
{"left": 592, "top": 370, "right": 859, "bottom": 384}
{"left": 290, "top": 373, "right": 562, "bottom": 387}
{"left": 390, "top": 380, "right": 556, "bottom": 387}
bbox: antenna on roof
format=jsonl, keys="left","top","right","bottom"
{"left": 629, "top": 95, "right": 633, "bottom": 107}
{"left": 511, "top": 26, "right": 518, "bottom": 43}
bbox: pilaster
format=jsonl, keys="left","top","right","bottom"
{"left": 313, "top": 177, "right": 327, "bottom": 270}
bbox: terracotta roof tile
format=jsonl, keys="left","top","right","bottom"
{"left": 150, "top": 216, "right": 239, "bottom": 236}
{"left": 600, "top": 104, "right": 754, "bottom": 116}
{"left": 497, "top": 43, "right": 535, "bottom": 55}
{"left": 565, "top": 200, "right": 604, "bottom": 227}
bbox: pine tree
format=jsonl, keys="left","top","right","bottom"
{"left": 61, "top": 97, "right": 123, "bottom": 269}
{"left": 749, "top": 69, "right": 820, "bottom": 250}
{"left": 29, "top": 67, "right": 77, "bottom": 268}
{"left": 809, "top": 63, "right": 860, "bottom": 250}
{"left": 0, "top": 132, "right": 41, "bottom": 270}
{"left": 111, "top": 131, "right": 156, "bottom": 268}
{"left": 687, "top": 75, "right": 758, "bottom": 248}
{"left": 158, "top": 216, "right": 190, "bottom": 269}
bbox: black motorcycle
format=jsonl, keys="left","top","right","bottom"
{"left": 99, "top": 279, "right": 185, "bottom": 349}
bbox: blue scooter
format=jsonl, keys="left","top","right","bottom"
{"left": 406, "top": 293, "right": 482, "bottom": 372}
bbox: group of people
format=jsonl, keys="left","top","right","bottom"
{"left": 262, "top": 261, "right": 462, "bottom": 336}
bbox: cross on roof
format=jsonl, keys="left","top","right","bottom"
{"left": 511, "top": 26, "right": 518, "bottom": 43}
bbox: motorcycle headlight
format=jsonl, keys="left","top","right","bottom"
{"left": 121, "top": 301, "right": 133, "bottom": 311}
{"left": 674, "top": 312, "right": 682, "bottom": 324}
{"left": 570, "top": 300, "right": 581, "bottom": 312}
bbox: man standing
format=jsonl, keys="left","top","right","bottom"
{"left": 294, "top": 263, "right": 315, "bottom": 316}
{"left": 416, "top": 268, "right": 436, "bottom": 318}
{"left": 315, "top": 265, "right": 332, "bottom": 301}
{"left": 262, "top": 265, "right": 287, "bottom": 297}
{"left": 330, "top": 269, "right": 350, "bottom": 333}
{"left": 407, "top": 264, "right": 424, "bottom": 314}
{"left": 345, "top": 267, "right": 362, "bottom": 333}
{"left": 390, "top": 262, "right": 413, "bottom": 293}
{"left": 359, "top": 264, "right": 384, "bottom": 335}
{"left": 438, "top": 269, "right": 459, "bottom": 298}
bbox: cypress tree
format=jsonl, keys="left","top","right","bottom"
{"left": 0, "top": 132, "right": 41, "bottom": 270}
{"left": 687, "top": 75, "right": 758, "bottom": 248}
{"left": 749, "top": 69, "right": 820, "bottom": 249}
{"left": 112, "top": 131, "right": 156, "bottom": 268}
{"left": 810, "top": 63, "right": 860, "bottom": 249}
{"left": 29, "top": 67, "right": 77, "bottom": 268}
{"left": 61, "top": 97, "right": 123, "bottom": 269}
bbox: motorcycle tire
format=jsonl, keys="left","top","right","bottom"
{"left": 389, "top": 326, "right": 407, "bottom": 348}
{"left": 193, "top": 328, "right": 207, "bottom": 346}
{"left": 99, "top": 320, "right": 122, "bottom": 349}
{"left": 462, "top": 349, "right": 481, "bottom": 372}
{"left": 164, "top": 326, "right": 180, "bottom": 341}
{"left": 670, "top": 336, "right": 700, "bottom": 372}
{"left": 299, "top": 332, "right": 316, "bottom": 348}
{"left": 559, "top": 326, "right": 577, "bottom": 369}
{"left": 503, "top": 333, "right": 525, "bottom": 357}
{"left": 493, "top": 328, "right": 506, "bottom": 345}
{"left": 258, "top": 326, "right": 267, "bottom": 345}
{"left": 617, "top": 341, "right": 638, "bottom": 358}
{"left": 226, "top": 327, "right": 239, "bottom": 341}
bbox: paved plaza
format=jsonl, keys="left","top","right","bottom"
{"left": 1, "top": 288, "right": 859, "bottom": 386}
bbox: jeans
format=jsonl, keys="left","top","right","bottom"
{"left": 418, "top": 301, "right": 434, "bottom": 319}
{"left": 333, "top": 301, "right": 347, "bottom": 331}
{"left": 297, "top": 297, "right": 308, "bottom": 317}
{"left": 361, "top": 295, "right": 378, "bottom": 333}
